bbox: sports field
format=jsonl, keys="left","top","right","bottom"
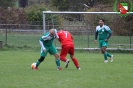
{"left": 0, "top": 50, "right": 133, "bottom": 88}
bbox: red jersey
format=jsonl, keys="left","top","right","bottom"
{"left": 57, "top": 30, "right": 74, "bottom": 46}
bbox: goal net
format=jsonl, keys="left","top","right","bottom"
{"left": 43, "top": 11, "right": 133, "bottom": 50}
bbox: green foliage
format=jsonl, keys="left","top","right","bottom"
{"left": 51, "top": 0, "right": 85, "bottom": 11}
{"left": 25, "top": 4, "right": 64, "bottom": 26}
{"left": 94, "top": 0, "right": 116, "bottom": 4}
{"left": 0, "top": 0, "right": 16, "bottom": 8}
{"left": 0, "top": 8, "right": 27, "bottom": 24}
{"left": 112, "top": 14, "right": 133, "bottom": 36}
{"left": 51, "top": 0, "right": 70, "bottom": 11}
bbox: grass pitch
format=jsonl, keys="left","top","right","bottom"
{"left": 0, "top": 50, "right": 133, "bottom": 88}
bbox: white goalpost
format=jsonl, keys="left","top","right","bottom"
{"left": 42, "top": 11, "right": 133, "bottom": 50}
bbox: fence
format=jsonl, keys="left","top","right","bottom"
{"left": 0, "top": 22, "right": 133, "bottom": 50}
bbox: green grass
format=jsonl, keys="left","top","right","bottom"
{"left": 0, "top": 50, "right": 133, "bottom": 88}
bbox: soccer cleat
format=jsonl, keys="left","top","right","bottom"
{"left": 57, "top": 67, "right": 63, "bottom": 70}
{"left": 65, "top": 59, "right": 70, "bottom": 68}
{"left": 77, "top": 67, "right": 81, "bottom": 70}
{"left": 110, "top": 55, "right": 114, "bottom": 62}
{"left": 32, "top": 67, "right": 38, "bottom": 70}
{"left": 104, "top": 60, "right": 108, "bottom": 63}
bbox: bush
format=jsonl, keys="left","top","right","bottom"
{"left": 0, "top": 8, "right": 28, "bottom": 30}
{"left": 0, "top": 8, "right": 27, "bottom": 24}
{"left": 25, "top": 4, "right": 64, "bottom": 28}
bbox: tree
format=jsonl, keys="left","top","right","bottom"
{"left": 0, "top": 0, "right": 15, "bottom": 8}
{"left": 51, "top": 0, "right": 69, "bottom": 11}
{"left": 50, "top": 0, "right": 85, "bottom": 21}
{"left": 19, "top": 0, "right": 28, "bottom": 8}
{"left": 25, "top": 4, "right": 64, "bottom": 28}
{"left": 94, "top": 0, "right": 115, "bottom": 4}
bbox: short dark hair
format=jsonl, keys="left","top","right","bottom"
{"left": 99, "top": 18, "right": 105, "bottom": 22}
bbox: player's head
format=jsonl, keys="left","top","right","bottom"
{"left": 99, "top": 18, "right": 104, "bottom": 26}
{"left": 49, "top": 28, "right": 59, "bottom": 38}
{"left": 49, "top": 28, "right": 55, "bottom": 37}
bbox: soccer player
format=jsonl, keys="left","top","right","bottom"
{"left": 57, "top": 28, "right": 81, "bottom": 70}
{"left": 32, "top": 28, "right": 62, "bottom": 70}
{"left": 94, "top": 19, "right": 113, "bottom": 63}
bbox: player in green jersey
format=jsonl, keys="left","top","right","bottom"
{"left": 32, "top": 28, "right": 62, "bottom": 70}
{"left": 94, "top": 19, "right": 113, "bottom": 63}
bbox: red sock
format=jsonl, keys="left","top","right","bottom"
{"left": 72, "top": 58, "right": 80, "bottom": 68}
{"left": 60, "top": 57, "right": 67, "bottom": 62}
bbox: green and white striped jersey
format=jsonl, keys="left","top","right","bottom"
{"left": 40, "top": 32, "right": 55, "bottom": 46}
{"left": 96, "top": 25, "right": 112, "bottom": 40}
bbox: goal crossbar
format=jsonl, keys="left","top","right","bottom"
{"left": 43, "top": 11, "right": 133, "bottom": 14}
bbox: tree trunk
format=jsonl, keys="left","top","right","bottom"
{"left": 0, "top": 41, "right": 3, "bottom": 49}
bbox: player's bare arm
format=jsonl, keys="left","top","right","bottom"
{"left": 94, "top": 30, "right": 98, "bottom": 43}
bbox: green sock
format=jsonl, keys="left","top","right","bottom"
{"left": 36, "top": 61, "right": 41, "bottom": 67}
{"left": 104, "top": 52, "right": 108, "bottom": 60}
{"left": 107, "top": 52, "right": 111, "bottom": 57}
{"left": 55, "top": 59, "right": 60, "bottom": 68}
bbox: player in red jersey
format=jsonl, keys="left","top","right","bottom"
{"left": 57, "top": 28, "right": 81, "bottom": 70}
